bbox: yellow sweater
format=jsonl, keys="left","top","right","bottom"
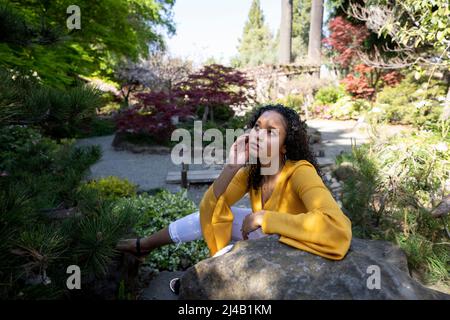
{"left": 199, "top": 159, "right": 352, "bottom": 260}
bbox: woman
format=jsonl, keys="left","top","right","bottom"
{"left": 117, "top": 104, "right": 352, "bottom": 293}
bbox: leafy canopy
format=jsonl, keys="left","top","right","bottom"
{"left": 0, "top": 0, "right": 175, "bottom": 87}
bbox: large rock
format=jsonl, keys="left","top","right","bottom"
{"left": 179, "top": 236, "right": 449, "bottom": 300}
{"left": 306, "top": 127, "right": 321, "bottom": 144}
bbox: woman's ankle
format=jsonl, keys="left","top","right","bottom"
{"left": 139, "top": 237, "right": 155, "bottom": 252}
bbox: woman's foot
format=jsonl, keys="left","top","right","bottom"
{"left": 116, "top": 237, "right": 152, "bottom": 260}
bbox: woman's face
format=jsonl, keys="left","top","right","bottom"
{"left": 248, "top": 110, "right": 287, "bottom": 164}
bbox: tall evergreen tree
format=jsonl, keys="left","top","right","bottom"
{"left": 292, "top": 0, "right": 312, "bottom": 61}
{"left": 232, "top": 0, "right": 276, "bottom": 67}
{"left": 308, "top": 0, "right": 324, "bottom": 66}
{"left": 279, "top": 0, "right": 293, "bottom": 64}
{"left": 272, "top": 0, "right": 312, "bottom": 63}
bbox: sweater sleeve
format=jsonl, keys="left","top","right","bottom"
{"left": 260, "top": 163, "right": 352, "bottom": 260}
{"left": 199, "top": 166, "right": 249, "bottom": 257}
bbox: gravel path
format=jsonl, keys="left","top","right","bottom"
{"left": 75, "top": 135, "right": 249, "bottom": 207}
{"left": 76, "top": 135, "right": 179, "bottom": 192}
{"left": 305, "top": 118, "right": 413, "bottom": 159}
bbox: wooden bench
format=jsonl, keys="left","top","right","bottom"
{"left": 166, "top": 169, "right": 222, "bottom": 184}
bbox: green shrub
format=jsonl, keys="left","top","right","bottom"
{"left": 14, "top": 223, "right": 68, "bottom": 281}
{"left": 214, "top": 104, "right": 235, "bottom": 122}
{"left": 0, "top": 177, "right": 140, "bottom": 299}
{"left": 118, "top": 131, "right": 167, "bottom": 147}
{"left": 338, "top": 129, "right": 449, "bottom": 285}
{"left": 196, "top": 104, "right": 235, "bottom": 122}
{"left": 314, "top": 85, "right": 346, "bottom": 105}
{"left": 336, "top": 143, "right": 381, "bottom": 237}
{"left": 0, "top": 125, "right": 101, "bottom": 208}
{"left": 98, "top": 102, "right": 121, "bottom": 116}
{"left": 276, "top": 94, "right": 304, "bottom": 114}
{"left": 83, "top": 176, "right": 137, "bottom": 201}
{"left": 76, "top": 117, "right": 117, "bottom": 138}
{"left": 67, "top": 199, "right": 140, "bottom": 277}
{"left": 0, "top": 68, "right": 38, "bottom": 126}
{"left": 0, "top": 3, "right": 33, "bottom": 45}
{"left": 0, "top": 125, "right": 129, "bottom": 298}
{"left": 112, "top": 189, "right": 209, "bottom": 271}
{"left": 0, "top": 68, "right": 103, "bottom": 139}
{"left": 25, "top": 83, "right": 103, "bottom": 139}
{"left": 224, "top": 110, "right": 253, "bottom": 130}
{"left": 396, "top": 233, "right": 449, "bottom": 284}
{"left": 374, "top": 72, "right": 447, "bottom": 130}
{"left": 0, "top": 125, "right": 58, "bottom": 174}
{"left": 0, "top": 179, "right": 42, "bottom": 297}
{"left": 327, "top": 96, "right": 371, "bottom": 120}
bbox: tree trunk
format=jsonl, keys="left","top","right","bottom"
{"left": 279, "top": 0, "right": 293, "bottom": 64}
{"left": 123, "top": 89, "right": 130, "bottom": 108}
{"left": 210, "top": 106, "right": 214, "bottom": 123}
{"left": 444, "top": 86, "right": 450, "bottom": 121}
{"left": 202, "top": 106, "right": 209, "bottom": 123}
{"left": 307, "top": 0, "right": 324, "bottom": 76}
{"left": 444, "top": 72, "right": 450, "bottom": 121}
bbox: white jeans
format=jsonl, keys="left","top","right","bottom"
{"left": 168, "top": 206, "right": 269, "bottom": 257}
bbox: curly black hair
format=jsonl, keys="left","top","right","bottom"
{"left": 243, "top": 104, "right": 323, "bottom": 191}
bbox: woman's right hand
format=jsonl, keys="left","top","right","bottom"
{"left": 227, "top": 133, "right": 250, "bottom": 169}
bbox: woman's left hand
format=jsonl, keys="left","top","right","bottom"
{"left": 241, "top": 210, "right": 266, "bottom": 240}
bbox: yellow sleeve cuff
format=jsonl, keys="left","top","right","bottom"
{"left": 261, "top": 210, "right": 277, "bottom": 235}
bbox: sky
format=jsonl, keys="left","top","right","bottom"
{"left": 164, "top": 0, "right": 281, "bottom": 66}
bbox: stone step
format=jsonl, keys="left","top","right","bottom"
{"left": 317, "top": 157, "right": 335, "bottom": 167}
{"left": 139, "top": 270, "right": 185, "bottom": 300}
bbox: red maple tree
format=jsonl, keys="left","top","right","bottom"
{"left": 178, "top": 64, "right": 254, "bottom": 122}
{"left": 322, "top": 16, "right": 370, "bottom": 69}
{"left": 340, "top": 64, "right": 403, "bottom": 100}
{"left": 115, "top": 90, "right": 193, "bottom": 143}
{"left": 115, "top": 64, "right": 254, "bottom": 144}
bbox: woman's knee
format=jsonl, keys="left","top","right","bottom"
{"left": 168, "top": 210, "right": 203, "bottom": 245}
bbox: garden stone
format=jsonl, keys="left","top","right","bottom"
{"left": 306, "top": 127, "right": 321, "bottom": 145}
{"left": 330, "top": 181, "right": 341, "bottom": 189}
{"left": 333, "top": 161, "right": 357, "bottom": 182}
{"left": 309, "top": 133, "right": 321, "bottom": 144}
{"left": 317, "top": 157, "right": 335, "bottom": 167}
{"left": 140, "top": 271, "right": 186, "bottom": 300}
{"left": 179, "top": 236, "right": 450, "bottom": 300}
{"left": 112, "top": 132, "right": 171, "bottom": 154}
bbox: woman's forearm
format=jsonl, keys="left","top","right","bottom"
{"left": 212, "top": 164, "right": 242, "bottom": 199}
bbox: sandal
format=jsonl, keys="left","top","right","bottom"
{"left": 169, "top": 277, "right": 180, "bottom": 295}
{"left": 135, "top": 237, "right": 143, "bottom": 257}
